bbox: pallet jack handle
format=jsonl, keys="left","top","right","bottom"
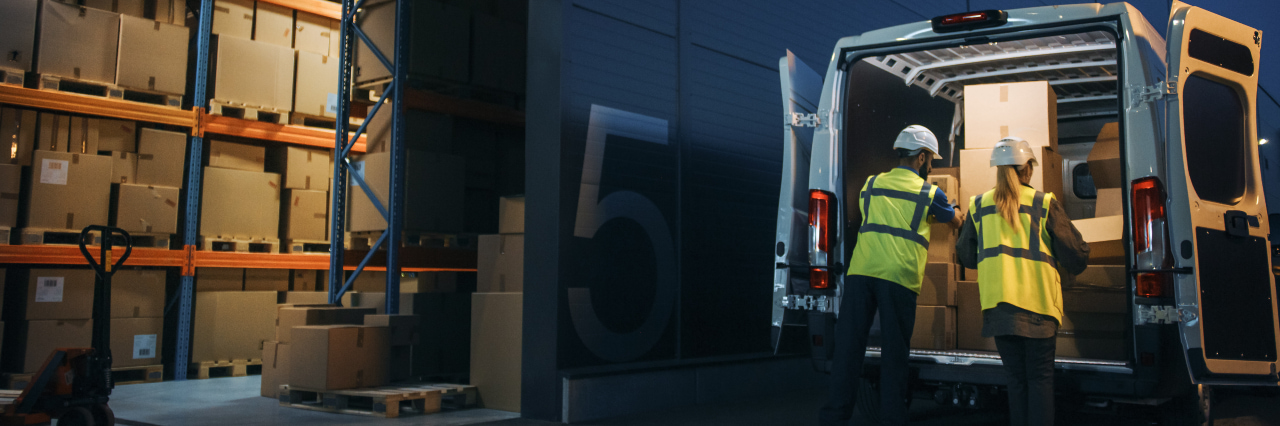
{"left": 78, "top": 225, "right": 132, "bottom": 395}
{"left": 79, "top": 225, "right": 132, "bottom": 278}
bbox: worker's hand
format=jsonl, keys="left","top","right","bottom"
{"left": 949, "top": 212, "right": 964, "bottom": 230}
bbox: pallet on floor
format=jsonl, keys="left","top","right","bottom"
{"left": 0, "top": 68, "right": 23, "bottom": 87}
{"left": 191, "top": 359, "right": 261, "bottom": 380}
{"left": 16, "top": 228, "right": 100, "bottom": 246}
{"left": 277, "top": 383, "right": 477, "bottom": 419}
{"left": 345, "top": 231, "right": 471, "bottom": 250}
{"left": 37, "top": 74, "right": 181, "bottom": 108}
{"left": 282, "top": 239, "right": 330, "bottom": 254}
{"left": 113, "top": 364, "right": 164, "bottom": 386}
{"left": 209, "top": 100, "right": 288, "bottom": 125}
{"left": 197, "top": 236, "right": 280, "bottom": 253}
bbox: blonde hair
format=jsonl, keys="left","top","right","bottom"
{"left": 994, "top": 165, "right": 1023, "bottom": 229}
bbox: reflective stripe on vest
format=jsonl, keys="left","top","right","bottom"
{"left": 970, "top": 187, "right": 1062, "bottom": 321}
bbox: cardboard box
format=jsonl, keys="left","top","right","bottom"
{"left": 928, "top": 222, "right": 956, "bottom": 263}
{"left": 294, "top": 51, "right": 339, "bottom": 118}
{"left": 276, "top": 306, "right": 374, "bottom": 343}
{"left": 84, "top": 0, "right": 144, "bottom": 16}
{"left": 919, "top": 263, "right": 956, "bottom": 306}
{"left": 196, "top": 268, "right": 242, "bottom": 291}
{"left": 254, "top": 1, "right": 293, "bottom": 48}
{"left": 338, "top": 293, "right": 471, "bottom": 375}
{"left": 294, "top": 11, "right": 332, "bottom": 55}
{"left": 963, "top": 81, "right": 1057, "bottom": 150}
{"left": 1056, "top": 311, "right": 1126, "bottom": 359}
{"left": 201, "top": 167, "right": 281, "bottom": 239}
{"left": 365, "top": 314, "right": 420, "bottom": 346}
{"left": 68, "top": 117, "right": 99, "bottom": 154}
{"left": 2, "top": 108, "right": 37, "bottom": 165}
{"left": 110, "top": 317, "right": 162, "bottom": 368}
{"left": 109, "top": 151, "right": 137, "bottom": 184}
{"left": 363, "top": 103, "right": 454, "bottom": 153}
{"left": 1064, "top": 265, "right": 1126, "bottom": 290}
{"left": 277, "top": 146, "right": 332, "bottom": 190}
{"left": 154, "top": 0, "right": 183, "bottom": 26}
{"left": 958, "top": 147, "right": 1063, "bottom": 214}
{"left": 211, "top": 0, "right": 253, "bottom": 38}
{"left": 283, "top": 291, "right": 330, "bottom": 305}
{"left": 117, "top": 15, "right": 189, "bottom": 94}
{"left": 1095, "top": 187, "right": 1123, "bottom": 217}
{"left": 1062, "top": 288, "right": 1127, "bottom": 314}
{"left": 0, "top": 0, "right": 38, "bottom": 73}
{"left": 498, "top": 196, "right": 524, "bottom": 234}
{"left": 14, "top": 320, "right": 92, "bottom": 373}
{"left": 328, "top": 18, "right": 341, "bottom": 57}
{"left": 136, "top": 128, "right": 187, "bottom": 188}
{"left": 1089, "top": 123, "right": 1121, "bottom": 189}
{"left": 0, "top": 164, "right": 19, "bottom": 227}
{"left": 471, "top": 292, "right": 522, "bottom": 411}
{"left": 208, "top": 140, "right": 264, "bottom": 172}
{"left": 291, "top": 269, "right": 319, "bottom": 291}
{"left": 956, "top": 281, "right": 997, "bottom": 352}
{"left": 354, "top": 0, "right": 469, "bottom": 84}
{"left": 112, "top": 269, "right": 165, "bottom": 318}
{"left": 211, "top": 34, "right": 295, "bottom": 112}
{"left": 401, "top": 272, "right": 458, "bottom": 293}
{"left": 964, "top": 268, "right": 978, "bottom": 281}
{"left": 37, "top": 113, "right": 70, "bottom": 152}
{"left": 245, "top": 269, "right": 289, "bottom": 292}
{"left": 928, "top": 175, "right": 958, "bottom": 200}
{"left": 192, "top": 291, "right": 276, "bottom": 362}
{"left": 910, "top": 305, "right": 956, "bottom": 350}
{"left": 290, "top": 325, "right": 390, "bottom": 390}
{"left": 37, "top": 0, "right": 120, "bottom": 83}
{"left": 477, "top": 234, "right": 523, "bottom": 293}
{"left": 1073, "top": 215, "right": 1124, "bottom": 264}
{"left": 115, "top": 183, "right": 178, "bottom": 234}
{"left": 26, "top": 152, "right": 112, "bottom": 231}
{"left": 283, "top": 189, "right": 328, "bottom": 241}
{"left": 349, "top": 151, "right": 464, "bottom": 232}
{"left": 261, "top": 341, "right": 289, "bottom": 397}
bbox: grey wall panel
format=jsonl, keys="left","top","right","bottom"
{"left": 572, "top": 0, "right": 678, "bottom": 37}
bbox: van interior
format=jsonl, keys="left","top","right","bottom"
{"left": 848, "top": 30, "right": 1130, "bottom": 362}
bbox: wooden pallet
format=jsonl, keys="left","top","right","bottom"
{"left": 346, "top": 231, "right": 471, "bottom": 250}
{"left": 38, "top": 74, "right": 181, "bottom": 108}
{"left": 282, "top": 238, "right": 331, "bottom": 254}
{"left": 192, "top": 359, "right": 261, "bottom": 380}
{"left": 112, "top": 364, "right": 163, "bottom": 386}
{"left": 0, "top": 67, "right": 23, "bottom": 87}
{"left": 278, "top": 383, "right": 476, "bottom": 419}
{"left": 197, "top": 236, "right": 280, "bottom": 253}
{"left": 0, "top": 389, "right": 21, "bottom": 409}
{"left": 16, "top": 228, "right": 100, "bottom": 246}
{"left": 209, "top": 100, "right": 288, "bottom": 124}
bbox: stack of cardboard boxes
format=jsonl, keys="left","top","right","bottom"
{"left": 912, "top": 177, "right": 959, "bottom": 352}
{"left": 339, "top": 278, "right": 472, "bottom": 379}
{"left": 261, "top": 304, "right": 378, "bottom": 397}
{"left": 472, "top": 196, "right": 524, "bottom": 411}
{"left": 0, "top": 108, "right": 30, "bottom": 240}
{"left": 200, "top": 140, "right": 281, "bottom": 243}
{"left": 191, "top": 266, "right": 284, "bottom": 366}
{"left": 275, "top": 146, "right": 333, "bottom": 251}
{"left": 111, "top": 125, "right": 186, "bottom": 242}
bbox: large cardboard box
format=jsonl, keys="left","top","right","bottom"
{"left": 26, "top": 152, "right": 112, "bottom": 231}
{"left": 1064, "top": 265, "right": 1126, "bottom": 290}
{"left": 1095, "top": 187, "right": 1123, "bottom": 217}
{"left": 283, "top": 189, "right": 328, "bottom": 241}
{"left": 245, "top": 269, "right": 289, "bottom": 292}
{"left": 348, "top": 270, "right": 387, "bottom": 293}
{"left": 97, "top": 119, "right": 136, "bottom": 153}
{"left": 109, "top": 152, "right": 137, "bottom": 184}
{"left": 348, "top": 151, "right": 464, "bottom": 232}
{"left": 68, "top": 117, "right": 99, "bottom": 154}
{"left": 24, "top": 269, "right": 95, "bottom": 320}
{"left": 117, "top": 15, "right": 189, "bottom": 94}
{"left": 0, "top": 0, "right": 38, "bottom": 73}
{"left": 0, "top": 164, "right": 19, "bottom": 228}
{"left": 958, "top": 147, "right": 1063, "bottom": 214}
{"left": 211, "top": 0, "right": 253, "bottom": 39}
{"left": 477, "top": 234, "right": 523, "bottom": 293}
{"left": 290, "top": 325, "right": 390, "bottom": 390}
{"left": 111, "top": 317, "right": 162, "bottom": 368}
{"left": 291, "top": 269, "right": 319, "bottom": 291}
{"left": 211, "top": 34, "right": 295, "bottom": 112}
{"left": 498, "top": 196, "right": 524, "bottom": 234}
{"left": 136, "top": 128, "right": 187, "bottom": 188}
{"left": 112, "top": 269, "right": 165, "bottom": 318}
{"left": 294, "top": 51, "right": 339, "bottom": 118}
{"left": 254, "top": 1, "right": 294, "bottom": 48}
{"left": 277, "top": 146, "right": 332, "bottom": 190}
{"left": 956, "top": 281, "right": 997, "bottom": 352}
{"left": 1073, "top": 215, "right": 1124, "bottom": 264}
{"left": 13, "top": 319, "right": 92, "bottom": 373}
{"left": 37, "top": 0, "right": 120, "bottom": 84}
{"left": 928, "top": 222, "right": 956, "bottom": 263}
{"left": 261, "top": 341, "right": 289, "bottom": 397}
{"left": 116, "top": 184, "right": 178, "bottom": 234}
{"left": 910, "top": 306, "right": 956, "bottom": 350}
{"left": 471, "top": 292, "right": 522, "bottom": 411}
{"left": 963, "top": 81, "right": 1057, "bottom": 150}
{"left": 208, "top": 140, "right": 264, "bottom": 172}
{"left": 192, "top": 291, "right": 276, "bottom": 362}
{"left": 200, "top": 167, "right": 281, "bottom": 239}
{"left": 1056, "top": 312, "right": 1126, "bottom": 359}
{"left": 2, "top": 108, "right": 37, "bottom": 166}
{"left": 919, "top": 263, "right": 956, "bottom": 306}
{"left": 276, "top": 306, "right": 374, "bottom": 343}
{"left": 37, "top": 113, "right": 70, "bottom": 152}
{"left": 1089, "top": 123, "right": 1121, "bottom": 189}
{"left": 1062, "top": 288, "right": 1127, "bottom": 314}
{"left": 365, "top": 314, "right": 420, "bottom": 346}
{"left": 197, "top": 267, "right": 242, "bottom": 291}
{"left": 294, "top": 11, "right": 332, "bottom": 55}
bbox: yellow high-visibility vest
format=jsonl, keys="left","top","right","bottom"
{"left": 969, "top": 186, "right": 1062, "bottom": 322}
{"left": 847, "top": 167, "right": 938, "bottom": 293}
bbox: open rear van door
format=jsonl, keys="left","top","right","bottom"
{"left": 1165, "top": 1, "right": 1279, "bottom": 384}
{"left": 772, "top": 50, "right": 823, "bottom": 350}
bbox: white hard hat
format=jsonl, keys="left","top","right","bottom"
{"left": 990, "top": 137, "right": 1039, "bottom": 168}
{"left": 893, "top": 125, "right": 942, "bottom": 159}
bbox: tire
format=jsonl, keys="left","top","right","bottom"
{"left": 1160, "top": 384, "right": 1213, "bottom": 426}
{"left": 58, "top": 407, "right": 96, "bottom": 426}
{"left": 92, "top": 404, "right": 116, "bottom": 426}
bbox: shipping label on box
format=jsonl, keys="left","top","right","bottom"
{"left": 37, "top": 0, "right": 120, "bottom": 83}
{"left": 963, "top": 81, "right": 1057, "bottom": 150}
{"left": 37, "top": 113, "right": 70, "bottom": 152}
{"left": 294, "top": 11, "right": 332, "bottom": 56}
{"left": 0, "top": 164, "right": 20, "bottom": 227}
{"left": 136, "top": 128, "right": 186, "bottom": 187}
{"left": 112, "top": 269, "right": 165, "bottom": 318}
{"left": 208, "top": 140, "right": 265, "bottom": 172}
{"left": 283, "top": 189, "right": 328, "bottom": 241}
{"left": 110, "top": 151, "right": 137, "bottom": 184}
{"left": 118, "top": 15, "right": 190, "bottom": 95}
{"left": 26, "top": 269, "right": 95, "bottom": 320}
{"left": 2, "top": 108, "right": 37, "bottom": 165}
{"left": 211, "top": 0, "right": 253, "bottom": 39}
{"left": 201, "top": 167, "right": 281, "bottom": 239}
{"left": 116, "top": 184, "right": 179, "bottom": 234}
{"left": 295, "top": 51, "right": 339, "bottom": 118}
{"left": 27, "top": 151, "right": 112, "bottom": 230}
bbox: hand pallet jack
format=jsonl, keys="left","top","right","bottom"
{"left": 2, "top": 226, "right": 132, "bottom": 426}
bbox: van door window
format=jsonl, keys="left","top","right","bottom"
{"left": 1183, "top": 74, "right": 1248, "bottom": 205}
{"left": 1072, "top": 163, "right": 1096, "bottom": 199}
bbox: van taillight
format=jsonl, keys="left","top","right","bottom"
{"left": 1136, "top": 272, "right": 1169, "bottom": 298}
{"left": 809, "top": 190, "right": 835, "bottom": 254}
{"left": 810, "top": 268, "right": 830, "bottom": 289}
{"left": 1131, "top": 177, "right": 1166, "bottom": 252}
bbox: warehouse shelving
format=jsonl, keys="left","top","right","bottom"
{"left": 200, "top": 113, "right": 368, "bottom": 152}
{"left": 0, "top": 245, "right": 474, "bottom": 271}
{"left": 257, "top": 0, "right": 343, "bottom": 20}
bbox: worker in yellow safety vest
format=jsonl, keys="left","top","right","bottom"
{"left": 955, "top": 137, "right": 1090, "bottom": 426}
{"left": 820, "top": 125, "right": 963, "bottom": 426}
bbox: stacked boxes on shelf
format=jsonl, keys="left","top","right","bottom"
{"left": 200, "top": 140, "right": 281, "bottom": 246}
{"left": 6, "top": 269, "right": 96, "bottom": 373}
{"left": 274, "top": 146, "right": 332, "bottom": 252}
{"left": 473, "top": 196, "right": 524, "bottom": 411}
{"left": 110, "top": 124, "right": 185, "bottom": 243}
{"left": 109, "top": 269, "right": 166, "bottom": 369}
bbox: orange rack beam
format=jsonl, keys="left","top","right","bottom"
{"left": 202, "top": 113, "right": 367, "bottom": 153}
{"left": 0, "top": 245, "right": 475, "bottom": 272}
{"left": 0, "top": 246, "right": 185, "bottom": 267}
{"left": 0, "top": 85, "right": 194, "bottom": 127}
{"left": 257, "top": 0, "right": 343, "bottom": 20}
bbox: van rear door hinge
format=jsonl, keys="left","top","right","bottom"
{"left": 1135, "top": 305, "right": 1182, "bottom": 325}
{"left": 1129, "top": 80, "right": 1177, "bottom": 109}
{"left": 790, "top": 112, "right": 821, "bottom": 128}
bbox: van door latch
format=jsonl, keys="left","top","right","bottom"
{"left": 790, "top": 112, "right": 821, "bottom": 128}
{"left": 1136, "top": 305, "right": 1181, "bottom": 325}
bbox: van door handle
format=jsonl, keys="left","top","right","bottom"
{"left": 1225, "top": 210, "right": 1251, "bottom": 238}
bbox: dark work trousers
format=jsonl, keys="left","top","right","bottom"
{"left": 994, "top": 335, "right": 1056, "bottom": 426}
{"left": 820, "top": 274, "right": 918, "bottom": 426}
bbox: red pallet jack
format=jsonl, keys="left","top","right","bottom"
{"left": 2, "top": 226, "right": 131, "bottom": 426}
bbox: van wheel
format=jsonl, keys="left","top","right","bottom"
{"left": 1160, "top": 384, "right": 1213, "bottom": 426}
{"left": 855, "top": 378, "right": 913, "bottom": 423}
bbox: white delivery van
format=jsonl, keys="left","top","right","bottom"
{"left": 771, "top": 2, "right": 1271, "bottom": 425}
